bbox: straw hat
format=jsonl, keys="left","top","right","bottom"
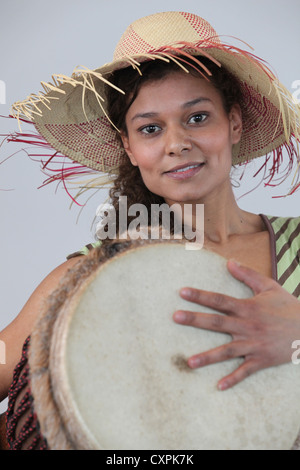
{"left": 10, "top": 11, "right": 300, "bottom": 195}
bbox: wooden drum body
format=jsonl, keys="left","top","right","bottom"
{"left": 28, "top": 241, "right": 300, "bottom": 450}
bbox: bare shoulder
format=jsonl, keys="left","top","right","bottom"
{"left": 0, "top": 256, "right": 82, "bottom": 401}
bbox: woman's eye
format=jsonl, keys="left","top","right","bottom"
{"left": 140, "top": 125, "right": 161, "bottom": 134}
{"left": 188, "top": 113, "right": 208, "bottom": 124}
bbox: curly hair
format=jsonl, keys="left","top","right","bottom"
{"left": 102, "top": 56, "right": 243, "bottom": 237}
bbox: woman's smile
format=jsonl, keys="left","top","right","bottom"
{"left": 163, "top": 161, "right": 206, "bottom": 180}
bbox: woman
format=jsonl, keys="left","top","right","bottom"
{"left": 1, "top": 11, "right": 300, "bottom": 450}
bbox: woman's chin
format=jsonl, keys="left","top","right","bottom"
{"left": 163, "top": 193, "right": 206, "bottom": 206}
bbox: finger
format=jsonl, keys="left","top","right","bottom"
{"left": 217, "top": 358, "right": 261, "bottom": 391}
{"left": 173, "top": 310, "right": 242, "bottom": 335}
{"left": 187, "top": 340, "right": 252, "bottom": 369}
{"left": 179, "top": 287, "right": 242, "bottom": 316}
{"left": 227, "top": 259, "right": 275, "bottom": 295}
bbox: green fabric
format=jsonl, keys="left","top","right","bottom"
{"left": 265, "top": 215, "right": 300, "bottom": 298}
{"left": 67, "top": 240, "right": 102, "bottom": 259}
{"left": 77, "top": 241, "right": 102, "bottom": 256}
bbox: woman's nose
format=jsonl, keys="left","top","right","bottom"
{"left": 165, "top": 126, "right": 192, "bottom": 156}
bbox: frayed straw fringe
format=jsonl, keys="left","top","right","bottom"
{"left": 3, "top": 120, "right": 114, "bottom": 206}
{"left": 40, "top": 157, "right": 115, "bottom": 207}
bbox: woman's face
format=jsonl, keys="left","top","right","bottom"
{"left": 121, "top": 71, "right": 242, "bottom": 205}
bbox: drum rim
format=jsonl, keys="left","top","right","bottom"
{"left": 29, "top": 243, "right": 102, "bottom": 449}
{"left": 29, "top": 239, "right": 180, "bottom": 449}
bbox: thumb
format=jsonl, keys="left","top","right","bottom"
{"left": 227, "top": 259, "right": 274, "bottom": 295}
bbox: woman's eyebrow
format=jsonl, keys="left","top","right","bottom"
{"left": 131, "top": 97, "right": 212, "bottom": 122}
{"left": 182, "top": 97, "right": 212, "bottom": 109}
{"left": 131, "top": 112, "right": 158, "bottom": 122}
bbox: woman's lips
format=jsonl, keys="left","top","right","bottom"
{"left": 164, "top": 162, "right": 205, "bottom": 180}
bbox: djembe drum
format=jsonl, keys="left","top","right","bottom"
{"left": 28, "top": 240, "right": 300, "bottom": 450}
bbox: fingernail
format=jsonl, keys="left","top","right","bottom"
{"left": 229, "top": 259, "right": 241, "bottom": 267}
{"left": 188, "top": 357, "right": 202, "bottom": 368}
{"left": 180, "top": 288, "right": 191, "bottom": 297}
{"left": 218, "top": 381, "right": 228, "bottom": 391}
{"left": 174, "top": 311, "right": 186, "bottom": 322}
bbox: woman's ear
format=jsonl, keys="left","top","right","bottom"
{"left": 120, "top": 132, "right": 138, "bottom": 166}
{"left": 229, "top": 104, "right": 243, "bottom": 145}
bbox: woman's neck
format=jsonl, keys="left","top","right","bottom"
{"left": 167, "top": 184, "right": 264, "bottom": 246}
{"left": 202, "top": 191, "right": 248, "bottom": 244}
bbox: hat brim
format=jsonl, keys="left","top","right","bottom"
{"left": 12, "top": 41, "right": 300, "bottom": 177}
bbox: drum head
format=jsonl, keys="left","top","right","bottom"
{"left": 29, "top": 241, "right": 300, "bottom": 450}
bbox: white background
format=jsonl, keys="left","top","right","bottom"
{"left": 0, "top": 0, "right": 299, "bottom": 412}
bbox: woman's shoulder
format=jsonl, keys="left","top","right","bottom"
{"left": 0, "top": 256, "right": 82, "bottom": 401}
{"left": 7, "top": 256, "right": 82, "bottom": 334}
